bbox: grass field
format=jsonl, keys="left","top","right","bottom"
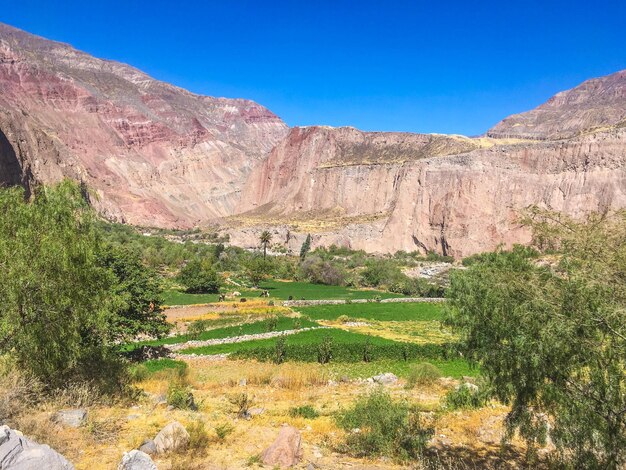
{"left": 296, "top": 301, "right": 445, "bottom": 322}
{"left": 128, "top": 316, "right": 319, "bottom": 349}
{"left": 162, "top": 279, "right": 403, "bottom": 305}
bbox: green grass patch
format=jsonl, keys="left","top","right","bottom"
{"left": 296, "top": 301, "right": 444, "bottom": 322}
{"left": 163, "top": 280, "right": 402, "bottom": 305}
{"left": 179, "top": 328, "right": 457, "bottom": 363}
{"left": 127, "top": 316, "right": 319, "bottom": 350}
{"left": 328, "top": 359, "right": 476, "bottom": 380}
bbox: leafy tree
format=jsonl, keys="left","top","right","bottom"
{"left": 178, "top": 259, "right": 221, "bottom": 294}
{"left": 245, "top": 256, "right": 272, "bottom": 287}
{"left": 98, "top": 244, "right": 170, "bottom": 340}
{"left": 300, "top": 234, "right": 311, "bottom": 261}
{"left": 0, "top": 182, "right": 118, "bottom": 388}
{"left": 446, "top": 210, "right": 626, "bottom": 468}
{"left": 260, "top": 230, "right": 272, "bottom": 259}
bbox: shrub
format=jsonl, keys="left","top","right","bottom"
{"left": 362, "top": 338, "right": 373, "bottom": 363}
{"left": 298, "top": 256, "right": 347, "bottom": 286}
{"left": 167, "top": 381, "right": 196, "bottom": 410}
{"left": 317, "top": 335, "right": 334, "bottom": 364}
{"left": 406, "top": 363, "right": 442, "bottom": 388}
{"left": 289, "top": 405, "right": 320, "bottom": 419}
{"left": 229, "top": 392, "right": 253, "bottom": 418}
{"left": 293, "top": 318, "right": 302, "bottom": 330}
{"left": 336, "top": 390, "right": 433, "bottom": 460}
{"left": 187, "top": 420, "right": 210, "bottom": 452}
{"left": 274, "top": 336, "right": 287, "bottom": 364}
{"left": 337, "top": 315, "right": 350, "bottom": 323}
{"left": 444, "top": 382, "right": 489, "bottom": 410}
{"left": 265, "top": 316, "right": 278, "bottom": 332}
{"left": 215, "top": 422, "right": 234, "bottom": 441}
{"left": 188, "top": 319, "right": 212, "bottom": 339}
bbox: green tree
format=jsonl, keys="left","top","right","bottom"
{"left": 98, "top": 244, "right": 170, "bottom": 340}
{"left": 245, "top": 256, "right": 272, "bottom": 287}
{"left": 299, "top": 234, "right": 311, "bottom": 261}
{"left": 260, "top": 230, "right": 272, "bottom": 259}
{"left": 178, "top": 259, "right": 221, "bottom": 294}
{"left": 446, "top": 210, "right": 626, "bottom": 468}
{"left": 0, "top": 182, "right": 118, "bottom": 388}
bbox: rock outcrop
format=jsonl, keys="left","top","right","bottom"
{"left": 236, "top": 105, "right": 626, "bottom": 257}
{"left": 0, "top": 425, "right": 74, "bottom": 469}
{"left": 0, "top": 22, "right": 287, "bottom": 227}
{"left": 153, "top": 421, "right": 189, "bottom": 454}
{"left": 261, "top": 425, "right": 302, "bottom": 468}
{"left": 117, "top": 450, "right": 157, "bottom": 470}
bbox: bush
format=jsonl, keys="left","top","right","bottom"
{"left": 289, "top": 405, "right": 320, "bottom": 419}
{"left": 187, "top": 420, "right": 210, "bottom": 452}
{"left": 188, "top": 320, "right": 212, "bottom": 339}
{"left": 317, "top": 335, "right": 334, "bottom": 364}
{"left": 406, "top": 363, "right": 442, "bottom": 388}
{"left": 167, "top": 381, "right": 196, "bottom": 410}
{"left": 361, "top": 259, "right": 404, "bottom": 288}
{"left": 215, "top": 422, "right": 234, "bottom": 440}
{"left": 229, "top": 392, "right": 253, "bottom": 418}
{"left": 362, "top": 338, "right": 373, "bottom": 363}
{"left": 274, "top": 336, "right": 287, "bottom": 364}
{"left": 298, "top": 256, "right": 347, "bottom": 286}
{"left": 444, "top": 382, "right": 489, "bottom": 410}
{"left": 337, "top": 315, "right": 350, "bottom": 323}
{"left": 178, "top": 259, "right": 221, "bottom": 294}
{"left": 336, "top": 390, "right": 433, "bottom": 460}
{"left": 265, "top": 316, "right": 278, "bottom": 332}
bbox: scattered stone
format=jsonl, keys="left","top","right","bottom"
{"left": 370, "top": 373, "right": 398, "bottom": 385}
{"left": 247, "top": 407, "right": 265, "bottom": 417}
{"left": 127, "top": 414, "right": 140, "bottom": 421}
{"left": 0, "top": 425, "right": 74, "bottom": 469}
{"left": 117, "top": 450, "right": 157, "bottom": 470}
{"left": 53, "top": 409, "right": 87, "bottom": 428}
{"left": 239, "top": 378, "right": 247, "bottom": 386}
{"left": 138, "top": 440, "right": 157, "bottom": 455}
{"left": 261, "top": 425, "right": 302, "bottom": 468}
{"left": 153, "top": 421, "right": 190, "bottom": 454}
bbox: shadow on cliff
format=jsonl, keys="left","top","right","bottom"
{"left": 0, "top": 127, "right": 28, "bottom": 192}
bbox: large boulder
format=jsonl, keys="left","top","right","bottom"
{"left": 261, "top": 425, "right": 302, "bottom": 468}
{"left": 153, "top": 421, "right": 189, "bottom": 454}
{"left": 53, "top": 409, "right": 87, "bottom": 428}
{"left": 117, "top": 450, "right": 157, "bottom": 470}
{"left": 0, "top": 425, "right": 74, "bottom": 469}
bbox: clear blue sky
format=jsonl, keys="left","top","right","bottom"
{"left": 2, "top": 0, "right": 625, "bottom": 135}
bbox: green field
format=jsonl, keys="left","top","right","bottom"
{"left": 162, "top": 279, "right": 403, "bottom": 305}
{"left": 128, "top": 316, "right": 319, "bottom": 349}
{"left": 296, "top": 301, "right": 444, "bottom": 322}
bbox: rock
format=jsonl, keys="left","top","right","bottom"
{"left": 247, "top": 407, "right": 265, "bottom": 417}
{"left": 138, "top": 440, "right": 157, "bottom": 455}
{"left": 0, "top": 425, "right": 74, "bottom": 469}
{"left": 53, "top": 409, "right": 87, "bottom": 428}
{"left": 371, "top": 373, "right": 398, "bottom": 385}
{"left": 460, "top": 382, "right": 479, "bottom": 393}
{"left": 239, "top": 378, "right": 247, "bottom": 387}
{"left": 153, "top": 421, "right": 190, "bottom": 454}
{"left": 261, "top": 425, "right": 302, "bottom": 468}
{"left": 117, "top": 450, "right": 157, "bottom": 470}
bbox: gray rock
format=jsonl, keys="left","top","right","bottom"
{"left": 138, "top": 440, "right": 157, "bottom": 455}
{"left": 53, "top": 409, "right": 87, "bottom": 428}
{"left": 460, "top": 382, "right": 479, "bottom": 393}
{"left": 153, "top": 421, "right": 189, "bottom": 454}
{"left": 117, "top": 450, "right": 157, "bottom": 470}
{"left": 0, "top": 425, "right": 74, "bottom": 469}
{"left": 371, "top": 373, "right": 398, "bottom": 385}
{"left": 247, "top": 407, "right": 265, "bottom": 417}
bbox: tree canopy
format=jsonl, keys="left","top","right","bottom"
{"left": 446, "top": 209, "right": 626, "bottom": 468}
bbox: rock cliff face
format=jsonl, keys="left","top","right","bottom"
{"left": 236, "top": 72, "right": 626, "bottom": 257}
{"left": 0, "top": 23, "right": 288, "bottom": 226}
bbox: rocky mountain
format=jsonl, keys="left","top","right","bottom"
{"left": 0, "top": 23, "right": 288, "bottom": 227}
{"left": 1, "top": 23, "right": 624, "bottom": 257}
{"left": 234, "top": 71, "right": 626, "bottom": 257}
